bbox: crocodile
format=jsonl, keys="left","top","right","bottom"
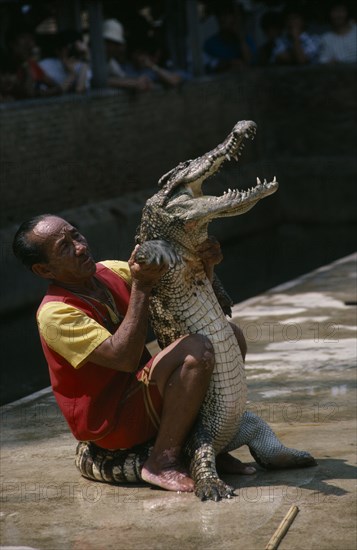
{"left": 75, "top": 120, "right": 316, "bottom": 499}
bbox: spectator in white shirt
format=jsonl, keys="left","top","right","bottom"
{"left": 272, "top": 9, "right": 320, "bottom": 65}
{"left": 39, "top": 31, "right": 91, "bottom": 93}
{"left": 319, "top": 2, "right": 357, "bottom": 64}
{"left": 103, "top": 19, "right": 152, "bottom": 92}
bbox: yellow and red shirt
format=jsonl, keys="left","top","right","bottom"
{"left": 37, "top": 261, "right": 160, "bottom": 446}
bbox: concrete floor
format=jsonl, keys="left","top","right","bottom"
{"left": 1, "top": 254, "right": 356, "bottom": 550}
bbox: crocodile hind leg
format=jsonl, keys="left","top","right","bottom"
{"left": 75, "top": 441, "right": 153, "bottom": 483}
{"left": 223, "top": 411, "right": 317, "bottom": 470}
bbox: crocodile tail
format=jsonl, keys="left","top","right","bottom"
{"left": 75, "top": 441, "right": 153, "bottom": 484}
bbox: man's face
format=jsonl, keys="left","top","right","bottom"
{"left": 32, "top": 216, "right": 96, "bottom": 283}
{"left": 105, "top": 39, "right": 126, "bottom": 63}
{"left": 330, "top": 5, "right": 348, "bottom": 27}
{"left": 286, "top": 13, "right": 304, "bottom": 36}
{"left": 12, "top": 33, "right": 35, "bottom": 61}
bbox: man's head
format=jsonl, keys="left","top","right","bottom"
{"left": 53, "top": 30, "right": 87, "bottom": 61}
{"left": 103, "top": 19, "right": 126, "bottom": 62}
{"left": 285, "top": 10, "right": 305, "bottom": 37}
{"left": 261, "top": 12, "right": 283, "bottom": 41}
{"left": 215, "top": 3, "right": 243, "bottom": 35}
{"left": 13, "top": 215, "right": 96, "bottom": 283}
{"left": 329, "top": 2, "right": 351, "bottom": 28}
{"left": 6, "top": 26, "right": 36, "bottom": 62}
{"left": 129, "top": 38, "right": 160, "bottom": 69}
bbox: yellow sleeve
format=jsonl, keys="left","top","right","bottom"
{"left": 37, "top": 301, "right": 111, "bottom": 369}
{"left": 99, "top": 260, "right": 132, "bottom": 286}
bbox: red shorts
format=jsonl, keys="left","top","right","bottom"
{"left": 95, "top": 355, "right": 163, "bottom": 450}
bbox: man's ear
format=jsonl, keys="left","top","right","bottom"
{"left": 32, "top": 263, "right": 55, "bottom": 280}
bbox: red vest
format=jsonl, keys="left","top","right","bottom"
{"left": 38, "top": 263, "right": 150, "bottom": 442}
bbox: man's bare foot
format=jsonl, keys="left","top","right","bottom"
{"left": 141, "top": 463, "right": 194, "bottom": 492}
{"left": 216, "top": 452, "right": 256, "bottom": 475}
{"left": 141, "top": 449, "right": 194, "bottom": 492}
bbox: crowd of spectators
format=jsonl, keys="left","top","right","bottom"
{"left": 0, "top": 0, "right": 356, "bottom": 102}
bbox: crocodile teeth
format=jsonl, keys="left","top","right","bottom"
{"left": 244, "top": 133, "right": 249, "bottom": 138}
{"left": 273, "top": 176, "right": 277, "bottom": 182}
{"left": 226, "top": 153, "right": 231, "bottom": 160}
{"left": 264, "top": 178, "right": 267, "bottom": 185}
{"left": 256, "top": 177, "right": 261, "bottom": 185}
{"left": 233, "top": 155, "right": 238, "bottom": 161}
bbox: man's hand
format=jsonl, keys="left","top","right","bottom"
{"left": 62, "top": 55, "right": 77, "bottom": 74}
{"left": 135, "top": 75, "right": 153, "bottom": 92}
{"left": 129, "top": 245, "right": 169, "bottom": 291}
{"left": 197, "top": 236, "right": 223, "bottom": 282}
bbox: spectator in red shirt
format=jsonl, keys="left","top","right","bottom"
{"left": 4, "top": 25, "right": 61, "bottom": 99}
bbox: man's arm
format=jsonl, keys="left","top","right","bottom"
{"left": 89, "top": 237, "right": 221, "bottom": 371}
{"left": 107, "top": 75, "right": 152, "bottom": 91}
{"left": 197, "top": 236, "right": 223, "bottom": 282}
{"left": 87, "top": 247, "right": 167, "bottom": 372}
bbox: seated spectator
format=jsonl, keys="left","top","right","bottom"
{"left": 203, "top": 2, "right": 256, "bottom": 73}
{"left": 124, "top": 38, "right": 187, "bottom": 88}
{"left": 103, "top": 18, "right": 152, "bottom": 92}
{"left": 272, "top": 9, "right": 320, "bottom": 65}
{"left": 257, "top": 11, "right": 283, "bottom": 66}
{"left": 39, "top": 31, "right": 91, "bottom": 94}
{"left": 0, "top": 52, "right": 18, "bottom": 101}
{"left": 3, "top": 26, "right": 61, "bottom": 100}
{"left": 319, "top": 2, "right": 357, "bottom": 64}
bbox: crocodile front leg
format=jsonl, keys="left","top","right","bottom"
{"left": 186, "top": 420, "right": 235, "bottom": 501}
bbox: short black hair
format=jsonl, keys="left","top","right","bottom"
{"left": 12, "top": 214, "right": 53, "bottom": 270}
{"left": 261, "top": 11, "right": 283, "bottom": 32}
{"left": 329, "top": 1, "right": 352, "bottom": 17}
{"left": 5, "top": 24, "right": 35, "bottom": 48}
{"left": 0, "top": 49, "right": 17, "bottom": 73}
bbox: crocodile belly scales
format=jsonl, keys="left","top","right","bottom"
{"left": 150, "top": 266, "right": 247, "bottom": 453}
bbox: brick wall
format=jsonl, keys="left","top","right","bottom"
{"left": 2, "top": 66, "right": 355, "bottom": 228}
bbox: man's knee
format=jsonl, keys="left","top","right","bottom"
{"left": 184, "top": 334, "right": 215, "bottom": 372}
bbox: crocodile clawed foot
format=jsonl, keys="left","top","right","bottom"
{"left": 249, "top": 447, "right": 317, "bottom": 470}
{"left": 135, "top": 240, "right": 180, "bottom": 267}
{"left": 195, "top": 477, "right": 236, "bottom": 501}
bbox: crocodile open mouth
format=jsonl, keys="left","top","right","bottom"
{"left": 158, "top": 120, "right": 278, "bottom": 204}
{"left": 193, "top": 121, "right": 258, "bottom": 185}
{"left": 190, "top": 121, "right": 278, "bottom": 201}
{"left": 220, "top": 120, "right": 257, "bottom": 162}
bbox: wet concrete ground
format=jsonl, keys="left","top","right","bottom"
{"left": 1, "top": 254, "right": 356, "bottom": 550}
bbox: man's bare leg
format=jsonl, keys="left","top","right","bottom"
{"left": 141, "top": 334, "right": 214, "bottom": 492}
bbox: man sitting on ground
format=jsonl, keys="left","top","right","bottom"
{"left": 12, "top": 214, "right": 253, "bottom": 492}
